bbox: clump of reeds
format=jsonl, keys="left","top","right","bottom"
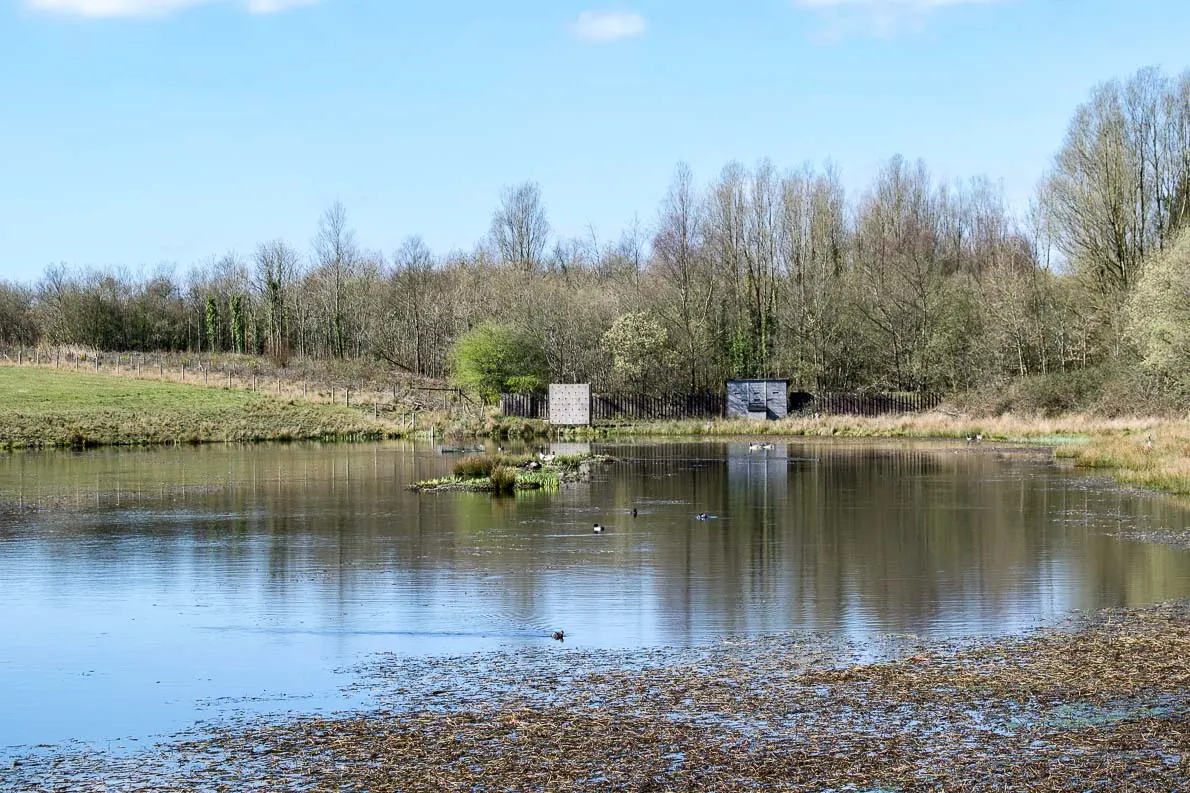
{"left": 453, "top": 454, "right": 535, "bottom": 479}
{"left": 453, "top": 455, "right": 497, "bottom": 478}
{"left": 489, "top": 465, "right": 518, "bottom": 495}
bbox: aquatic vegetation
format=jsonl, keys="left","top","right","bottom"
{"left": 489, "top": 464, "right": 518, "bottom": 495}
{"left": 452, "top": 455, "right": 497, "bottom": 478}
{"left": 515, "top": 469, "right": 561, "bottom": 490}
{"left": 414, "top": 453, "right": 607, "bottom": 493}
{"left": 14, "top": 602, "right": 1190, "bottom": 790}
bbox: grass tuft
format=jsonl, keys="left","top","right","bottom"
{"left": 489, "top": 465, "right": 518, "bottom": 496}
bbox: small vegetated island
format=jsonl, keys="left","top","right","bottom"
{"left": 411, "top": 452, "right": 612, "bottom": 494}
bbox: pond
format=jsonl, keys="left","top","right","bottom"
{"left": 2, "top": 438, "right": 1190, "bottom": 753}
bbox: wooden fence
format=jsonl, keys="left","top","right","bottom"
{"left": 592, "top": 392, "right": 725, "bottom": 421}
{"left": 499, "top": 389, "right": 942, "bottom": 422}
{"left": 813, "top": 392, "right": 943, "bottom": 416}
{"left": 499, "top": 393, "right": 549, "bottom": 420}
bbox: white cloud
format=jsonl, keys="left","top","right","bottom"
{"left": 569, "top": 10, "right": 647, "bottom": 42}
{"left": 26, "top": 0, "right": 318, "bottom": 17}
{"left": 791, "top": 0, "right": 1010, "bottom": 40}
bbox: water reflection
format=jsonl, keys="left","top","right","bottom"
{"left": 1, "top": 439, "right": 1190, "bottom": 749}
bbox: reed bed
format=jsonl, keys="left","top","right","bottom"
{"left": 11, "top": 602, "right": 1190, "bottom": 791}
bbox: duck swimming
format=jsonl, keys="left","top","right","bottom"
{"left": 696, "top": 512, "right": 709, "bottom": 521}
{"left": 593, "top": 523, "right": 605, "bottom": 533}
{"left": 552, "top": 630, "right": 565, "bottom": 641}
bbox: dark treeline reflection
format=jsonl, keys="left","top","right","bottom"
{"left": 3, "top": 441, "right": 1190, "bottom": 645}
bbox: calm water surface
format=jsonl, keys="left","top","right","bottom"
{"left": 2, "top": 439, "right": 1190, "bottom": 750}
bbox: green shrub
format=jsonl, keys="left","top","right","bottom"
{"left": 451, "top": 323, "right": 549, "bottom": 404}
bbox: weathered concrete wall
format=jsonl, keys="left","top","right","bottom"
{"left": 726, "top": 380, "right": 788, "bottom": 420}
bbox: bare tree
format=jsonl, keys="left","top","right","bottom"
{"left": 381, "top": 236, "right": 436, "bottom": 375}
{"left": 650, "top": 163, "right": 715, "bottom": 390}
{"left": 490, "top": 181, "right": 550, "bottom": 270}
{"left": 313, "top": 201, "right": 359, "bottom": 358}
{"left": 253, "top": 240, "right": 301, "bottom": 364}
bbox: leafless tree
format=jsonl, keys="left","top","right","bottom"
{"left": 313, "top": 201, "right": 359, "bottom": 358}
{"left": 490, "top": 181, "right": 550, "bottom": 270}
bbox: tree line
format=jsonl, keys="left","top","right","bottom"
{"left": 3, "top": 65, "right": 1190, "bottom": 405}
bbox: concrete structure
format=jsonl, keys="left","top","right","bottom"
{"left": 726, "top": 379, "right": 789, "bottom": 420}
{"left": 549, "top": 383, "right": 591, "bottom": 426}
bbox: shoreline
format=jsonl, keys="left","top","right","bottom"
{"left": 4, "top": 417, "right": 1190, "bottom": 789}
{"left": 8, "top": 601, "right": 1190, "bottom": 791}
{"left": 3, "top": 364, "right": 1188, "bottom": 499}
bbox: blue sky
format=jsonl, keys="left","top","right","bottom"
{"left": 2, "top": 0, "right": 1190, "bottom": 281}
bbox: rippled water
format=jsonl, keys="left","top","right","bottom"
{"left": 2, "top": 438, "right": 1189, "bottom": 750}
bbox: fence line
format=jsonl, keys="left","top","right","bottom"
{"left": 812, "top": 392, "right": 943, "bottom": 417}
{"left": 500, "top": 389, "right": 943, "bottom": 422}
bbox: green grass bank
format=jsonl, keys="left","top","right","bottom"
{"left": 0, "top": 367, "right": 398, "bottom": 449}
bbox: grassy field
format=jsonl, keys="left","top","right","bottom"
{"left": 0, "top": 366, "right": 400, "bottom": 448}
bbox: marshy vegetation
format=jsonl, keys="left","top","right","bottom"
{"left": 410, "top": 452, "right": 609, "bottom": 494}
{"left": 11, "top": 602, "right": 1190, "bottom": 791}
